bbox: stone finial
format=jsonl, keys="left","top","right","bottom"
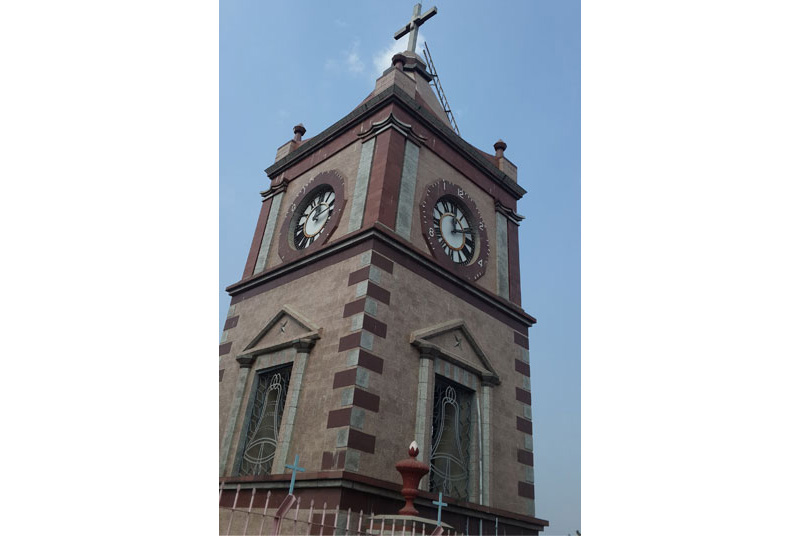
{"left": 395, "top": 440, "right": 430, "bottom": 516}
{"left": 392, "top": 53, "right": 407, "bottom": 70}
{"left": 293, "top": 124, "right": 306, "bottom": 142}
{"left": 494, "top": 139, "right": 507, "bottom": 158}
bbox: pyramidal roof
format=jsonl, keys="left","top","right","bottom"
{"left": 360, "top": 50, "right": 454, "bottom": 131}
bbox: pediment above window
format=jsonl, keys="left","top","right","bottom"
{"left": 410, "top": 320, "right": 500, "bottom": 385}
{"left": 236, "top": 305, "right": 321, "bottom": 366}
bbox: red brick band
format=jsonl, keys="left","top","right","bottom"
{"left": 321, "top": 451, "right": 346, "bottom": 470}
{"left": 223, "top": 316, "right": 239, "bottom": 330}
{"left": 365, "top": 282, "right": 390, "bottom": 305}
{"left": 513, "top": 331, "right": 529, "bottom": 349}
{"left": 347, "top": 429, "right": 376, "bottom": 453}
{"left": 242, "top": 196, "right": 273, "bottom": 278}
{"left": 514, "top": 359, "right": 530, "bottom": 376}
{"left": 362, "top": 315, "right": 387, "bottom": 338}
{"left": 332, "top": 368, "right": 358, "bottom": 388}
{"left": 516, "top": 416, "right": 532, "bottom": 435}
{"left": 352, "top": 388, "right": 380, "bottom": 412}
{"left": 518, "top": 482, "right": 535, "bottom": 499}
{"left": 354, "top": 349, "right": 384, "bottom": 374}
{"left": 219, "top": 342, "right": 233, "bottom": 356}
{"left": 363, "top": 127, "right": 406, "bottom": 230}
{"left": 338, "top": 332, "right": 362, "bottom": 352}
{"left": 370, "top": 251, "right": 394, "bottom": 274}
{"left": 342, "top": 298, "right": 367, "bottom": 317}
{"left": 348, "top": 266, "right": 371, "bottom": 286}
{"left": 517, "top": 449, "right": 534, "bottom": 466}
{"left": 326, "top": 407, "right": 352, "bottom": 428}
{"left": 516, "top": 387, "right": 532, "bottom": 405}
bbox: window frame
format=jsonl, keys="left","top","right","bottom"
{"left": 234, "top": 363, "right": 294, "bottom": 476}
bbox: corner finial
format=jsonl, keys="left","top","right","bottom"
{"left": 494, "top": 139, "right": 507, "bottom": 158}
{"left": 392, "top": 53, "right": 407, "bottom": 70}
{"left": 293, "top": 124, "right": 306, "bottom": 142}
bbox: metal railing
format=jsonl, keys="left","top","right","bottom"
{"left": 220, "top": 483, "right": 472, "bottom": 536}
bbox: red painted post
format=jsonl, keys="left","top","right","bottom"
{"left": 395, "top": 441, "right": 430, "bottom": 516}
{"left": 271, "top": 494, "right": 297, "bottom": 536}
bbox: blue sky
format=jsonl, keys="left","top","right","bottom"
{"left": 221, "top": 1, "right": 580, "bottom": 533}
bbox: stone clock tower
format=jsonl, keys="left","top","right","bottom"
{"left": 220, "top": 5, "right": 547, "bottom": 534}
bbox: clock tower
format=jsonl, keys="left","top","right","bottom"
{"left": 219, "top": 5, "right": 547, "bottom": 534}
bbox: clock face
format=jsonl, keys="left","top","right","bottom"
{"left": 277, "top": 170, "right": 346, "bottom": 263}
{"left": 420, "top": 179, "right": 490, "bottom": 281}
{"left": 433, "top": 197, "right": 475, "bottom": 264}
{"left": 293, "top": 186, "right": 335, "bottom": 249}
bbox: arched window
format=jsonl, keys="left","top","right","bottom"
{"left": 239, "top": 365, "right": 293, "bottom": 476}
{"left": 429, "top": 378, "right": 473, "bottom": 500}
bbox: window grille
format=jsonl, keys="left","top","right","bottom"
{"left": 239, "top": 365, "right": 292, "bottom": 476}
{"left": 429, "top": 377, "right": 472, "bottom": 500}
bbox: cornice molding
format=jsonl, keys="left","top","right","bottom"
{"left": 356, "top": 112, "right": 428, "bottom": 146}
{"left": 225, "top": 226, "right": 536, "bottom": 329}
{"left": 495, "top": 200, "right": 525, "bottom": 224}
{"left": 263, "top": 85, "right": 526, "bottom": 200}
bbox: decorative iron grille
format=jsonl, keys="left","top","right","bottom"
{"left": 239, "top": 365, "right": 292, "bottom": 476}
{"left": 429, "top": 377, "right": 472, "bottom": 500}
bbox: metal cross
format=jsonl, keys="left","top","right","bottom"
{"left": 432, "top": 491, "right": 448, "bottom": 525}
{"left": 285, "top": 454, "right": 305, "bottom": 495}
{"left": 394, "top": 3, "right": 438, "bottom": 53}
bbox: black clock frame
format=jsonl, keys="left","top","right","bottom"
{"left": 278, "top": 170, "right": 347, "bottom": 263}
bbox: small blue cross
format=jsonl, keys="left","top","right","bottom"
{"left": 285, "top": 454, "right": 305, "bottom": 495}
{"left": 433, "top": 491, "right": 448, "bottom": 525}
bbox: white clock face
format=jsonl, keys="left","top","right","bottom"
{"left": 433, "top": 197, "right": 475, "bottom": 264}
{"left": 294, "top": 187, "right": 335, "bottom": 249}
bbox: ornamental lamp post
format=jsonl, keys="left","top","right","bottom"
{"left": 395, "top": 440, "right": 430, "bottom": 516}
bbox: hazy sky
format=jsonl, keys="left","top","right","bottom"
{"left": 220, "top": 1, "right": 580, "bottom": 533}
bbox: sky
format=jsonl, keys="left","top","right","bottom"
{"left": 220, "top": 1, "right": 580, "bottom": 533}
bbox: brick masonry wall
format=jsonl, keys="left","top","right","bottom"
{"left": 362, "top": 257, "right": 533, "bottom": 513}
{"left": 219, "top": 253, "right": 365, "bottom": 475}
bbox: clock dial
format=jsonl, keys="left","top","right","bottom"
{"left": 278, "top": 170, "right": 346, "bottom": 263}
{"left": 433, "top": 198, "right": 475, "bottom": 264}
{"left": 293, "top": 187, "right": 335, "bottom": 249}
{"left": 420, "top": 179, "right": 489, "bottom": 282}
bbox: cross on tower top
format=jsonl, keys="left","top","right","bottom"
{"left": 394, "top": 3, "right": 438, "bottom": 54}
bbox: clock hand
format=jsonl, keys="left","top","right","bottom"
{"left": 451, "top": 227, "right": 472, "bottom": 234}
{"left": 312, "top": 205, "right": 330, "bottom": 222}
